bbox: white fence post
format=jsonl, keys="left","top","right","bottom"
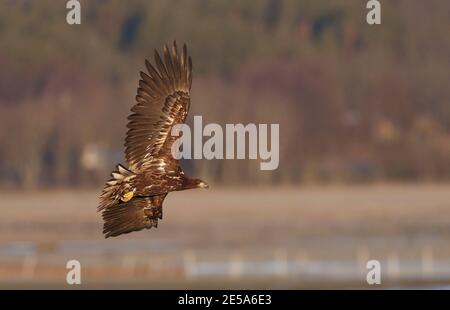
{"left": 182, "top": 250, "right": 197, "bottom": 279}
{"left": 229, "top": 252, "right": 244, "bottom": 279}
{"left": 387, "top": 252, "right": 400, "bottom": 280}
{"left": 274, "top": 249, "right": 288, "bottom": 278}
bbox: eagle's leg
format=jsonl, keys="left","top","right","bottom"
{"left": 121, "top": 191, "right": 134, "bottom": 202}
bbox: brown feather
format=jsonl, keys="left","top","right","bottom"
{"left": 98, "top": 42, "right": 207, "bottom": 239}
{"left": 102, "top": 195, "right": 166, "bottom": 238}
{"left": 125, "top": 41, "right": 192, "bottom": 172}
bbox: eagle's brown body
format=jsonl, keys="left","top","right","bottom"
{"left": 98, "top": 42, "right": 208, "bottom": 238}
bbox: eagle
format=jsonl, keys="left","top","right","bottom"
{"left": 98, "top": 42, "right": 209, "bottom": 238}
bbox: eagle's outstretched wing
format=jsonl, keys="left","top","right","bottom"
{"left": 125, "top": 41, "right": 192, "bottom": 172}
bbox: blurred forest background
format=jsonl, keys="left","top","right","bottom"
{"left": 0, "top": 0, "right": 449, "bottom": 189}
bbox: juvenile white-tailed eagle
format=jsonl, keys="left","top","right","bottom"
{"left": 98, "top": 42, "right": 209, "bottom": 238}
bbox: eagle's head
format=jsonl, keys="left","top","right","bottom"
{"left": 195, "top": 179, "right": 210, "bottom": 189}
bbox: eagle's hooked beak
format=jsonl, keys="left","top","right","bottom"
{"left": 198, "top": 181, "right": 209, "bottom": 189}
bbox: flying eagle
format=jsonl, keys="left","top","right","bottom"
{"left": 98, "top": 42, "right": 209, "bottom": 238}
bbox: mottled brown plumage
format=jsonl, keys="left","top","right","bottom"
{"left": 98, "top": 42, "right": 208, "bottom": 238}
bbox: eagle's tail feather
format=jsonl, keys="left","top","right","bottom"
{"left": 102, "top": 197, "right": 156, "bottom": 238}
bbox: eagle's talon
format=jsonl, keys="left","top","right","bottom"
{"left": 121, "top": 191, "right": 134, "bottom": 202}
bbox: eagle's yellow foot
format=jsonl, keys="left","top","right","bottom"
{"left": 121, "top": 191, "right": 134, "bottom": 202}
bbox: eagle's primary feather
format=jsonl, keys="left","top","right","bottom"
{"left": 125, "top": 42, "right": 192, "bottom": 172}
{"left": 98, "top": 42, "right": 208, "bottom": 238}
